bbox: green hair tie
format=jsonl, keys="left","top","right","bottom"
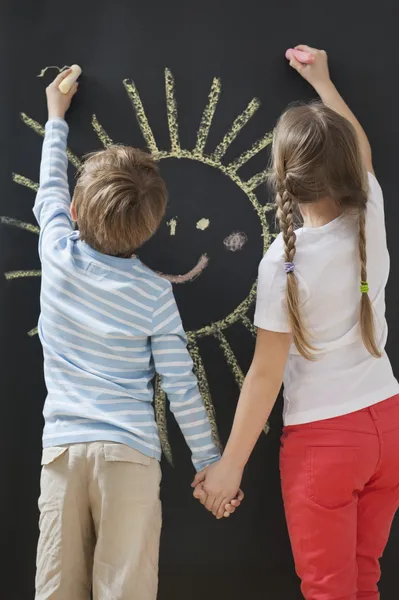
{"left": 360, "top": 281, "right": 369, "bottom": 294}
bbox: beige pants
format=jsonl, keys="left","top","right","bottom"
{"left": 35, "top": 442, "right": 162, "bottom": 600}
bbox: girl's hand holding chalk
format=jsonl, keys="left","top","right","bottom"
{"left": 286, "top": 45, "right": 331, "bottom": 91}
{"left": 285, "top": 48, "right": 315, "bottom": 65}
{"left": 46, "top": 67, "right": 81, "bottom": 121}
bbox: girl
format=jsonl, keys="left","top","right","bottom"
{"left": 193, "top": 45, "right": 399, "bottom": 600}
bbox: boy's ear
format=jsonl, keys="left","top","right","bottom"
{"left": 70, "top": 202, "right": 77, "bottom": 222}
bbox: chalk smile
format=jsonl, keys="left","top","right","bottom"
{"left": 157, "top": 254, "right": 209, "bottom": 284}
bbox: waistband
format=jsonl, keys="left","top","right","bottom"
{"left": 284, "top": 394, "right": 399, "bottom": 434}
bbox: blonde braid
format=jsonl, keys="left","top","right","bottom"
{"left": 277, "top": 189, "right": 315, "bottom": 359}
{"left": 279, "top": 190, "right": 296, "bottom": 263}
{"left": 358, "top": 211, "right": 381, "bottom": 357}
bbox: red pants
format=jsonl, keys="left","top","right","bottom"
{"left": 280, "top": 395, "right": 399, "bottom": 600}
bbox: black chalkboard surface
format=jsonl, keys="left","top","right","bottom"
{"left": 1, "top": 1, "right": 398, "bottom": 598}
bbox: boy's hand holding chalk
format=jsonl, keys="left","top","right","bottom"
{"left": 58, "top": 64, "right": 82, "bottom": 94}
{"left": 46, "top": 66, "right": 81, "bottom": 121}
{"left": 285, "top": 45, "right": 331, "bottom": 91}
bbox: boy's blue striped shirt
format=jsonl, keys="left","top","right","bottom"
{"left": 33, "top": 118, "right": 220, "bottom": 471}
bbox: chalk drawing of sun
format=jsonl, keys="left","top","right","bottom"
{"left": 1, "top": 68, "right": 275, "bottom": 463}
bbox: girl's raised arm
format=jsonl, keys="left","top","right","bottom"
{"left": 288, "top": 44, "right": 373, "bottom": 174}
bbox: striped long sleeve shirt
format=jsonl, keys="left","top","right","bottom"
{"left": 33, "top": 118, "right": 220, "bottom": 471}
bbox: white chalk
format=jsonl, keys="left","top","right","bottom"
{"left": 59, "top": 65, "right": 82, "bottom": 94}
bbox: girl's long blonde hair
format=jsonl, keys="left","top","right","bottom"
{"left": 270, "top": 102, "right": 381, "bottom": 360}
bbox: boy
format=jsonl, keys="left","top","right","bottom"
{"left": 34, "top": 70, "right": 240, "bottom": 600}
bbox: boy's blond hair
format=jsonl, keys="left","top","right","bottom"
{"left": 73, "top": 146, "right": 167, "bottom": 257}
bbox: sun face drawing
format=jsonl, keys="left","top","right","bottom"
{"left": 2, "top": 68, "right": 275, "bottom": 463}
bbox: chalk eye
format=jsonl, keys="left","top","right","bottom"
{"left": 167, "top": 218, "right": 178, "bottom": 236}
{"left": 196, "top": 218, "right": 210, "bottom": 231}
{"left": 224, "top": 231, "right": 247, "bottom": 252}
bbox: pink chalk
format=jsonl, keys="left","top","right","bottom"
{"left": 285, "top": 48, "right": 315, "bottom": 65}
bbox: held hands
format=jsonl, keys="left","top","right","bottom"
{"left": 46, "top": 69, "right": 79, "bottom": 121}
{"left": 192, "top": 458, "right": 244, "bottom": 519}
{"left": 287, "top": 45, "right": 331, "bottom": 91}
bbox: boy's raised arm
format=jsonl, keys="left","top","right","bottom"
{"left": 33, "top": 70, "right": 79, "bottom": 258}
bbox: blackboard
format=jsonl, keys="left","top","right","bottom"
{"left": 1, "top": 1, "right": 398, "bottom": 598}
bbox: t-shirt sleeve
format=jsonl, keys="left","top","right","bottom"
{"left": 254, "top": 253, "right": 290, "bottom": 333}
{"left": 367, "top": 171, "right": 384, "bottom": 215}
{"left": 366, "top": 171, "right": 386, "bottom": 237}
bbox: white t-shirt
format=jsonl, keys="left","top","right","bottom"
{"left": 254, "top": 173, "right": 399, "bottom": 425}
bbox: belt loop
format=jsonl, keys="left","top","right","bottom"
{"left": 369, "top": 405, "right": 378, "bottom": 421}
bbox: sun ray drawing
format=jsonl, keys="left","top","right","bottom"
{"left": 2, "top": 68, "right": 276, "bottom": 464}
